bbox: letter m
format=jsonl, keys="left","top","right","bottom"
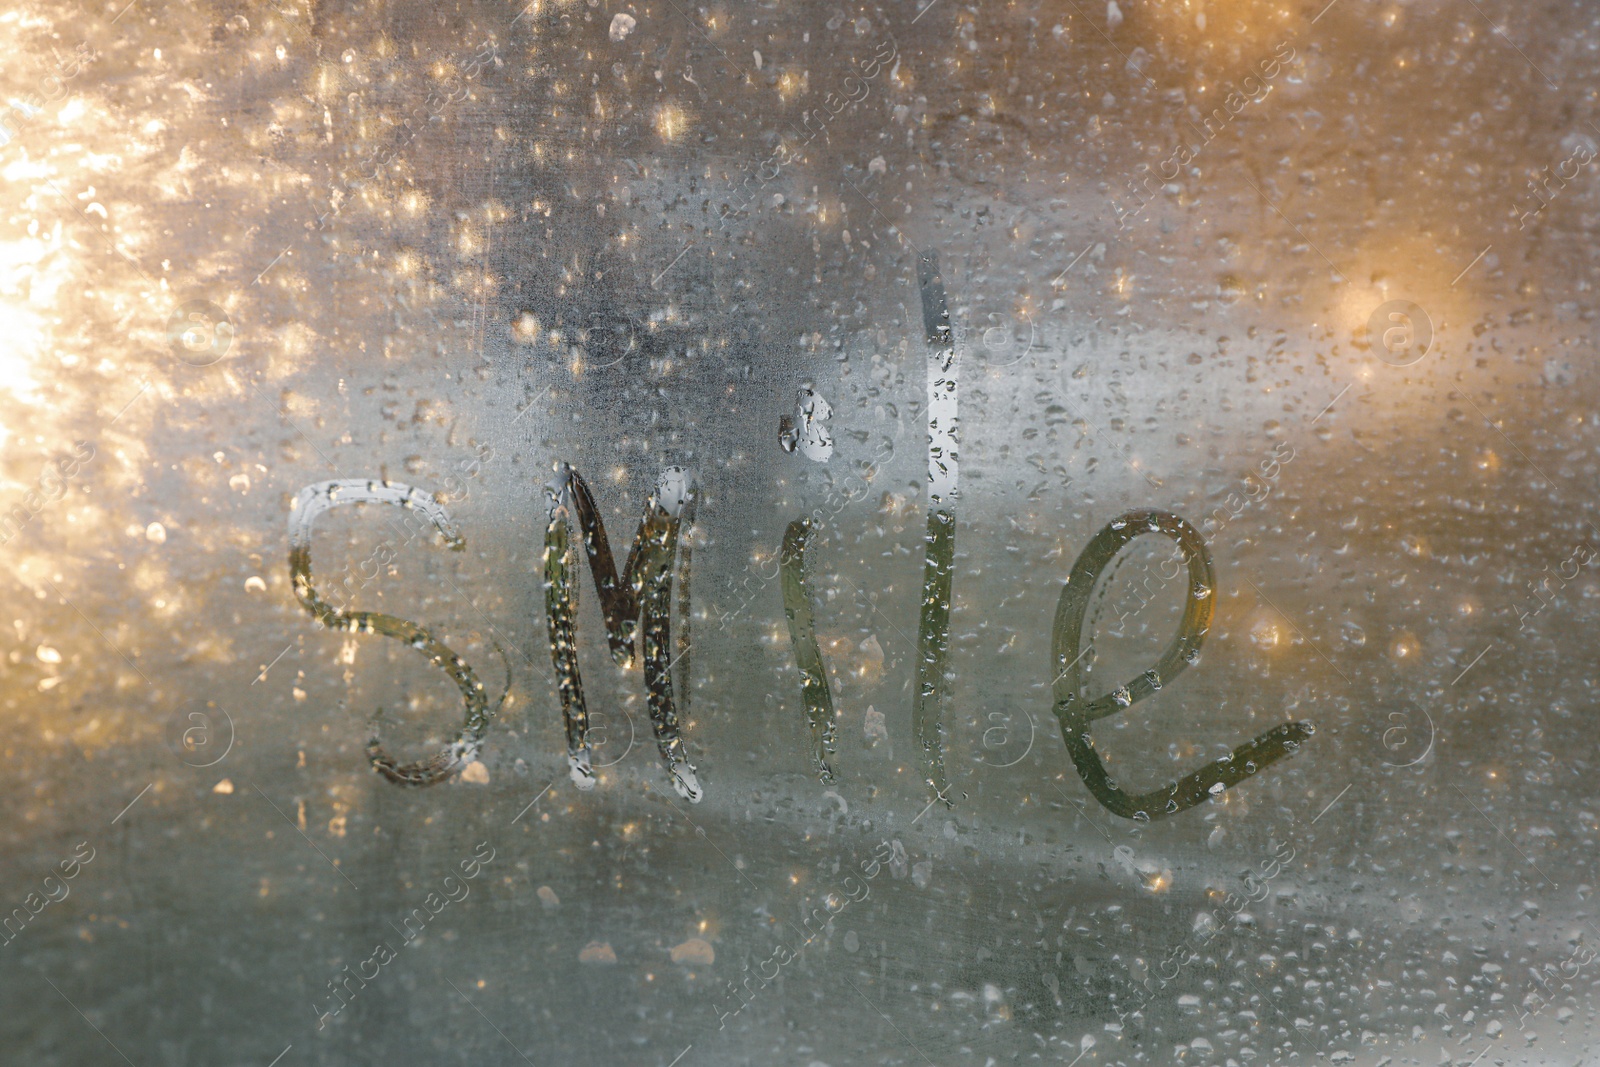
{"left": 543, "top": 463, "right": 701, "bottom": 801}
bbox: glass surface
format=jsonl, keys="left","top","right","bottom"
{"left": 2, "top": 0, "right": 1596, "bottom": 1064}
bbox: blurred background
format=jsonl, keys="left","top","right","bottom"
{"left": 0, "top": 0, "right": 1597, "bottom": 1063}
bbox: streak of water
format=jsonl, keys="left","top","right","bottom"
{"left": 779, "top": 517, "right": 839, "bottom": 782}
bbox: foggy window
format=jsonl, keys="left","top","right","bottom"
{"left": 1, "top": 0, "right": 1594, "bottom": 1065}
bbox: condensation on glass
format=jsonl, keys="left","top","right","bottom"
{"left": 0, "top": 0, "right": 1594, "bottom": 1064}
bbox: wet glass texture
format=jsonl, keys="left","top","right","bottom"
{"left": 1, "top": 0, "right": 1597, "bottom": 1064}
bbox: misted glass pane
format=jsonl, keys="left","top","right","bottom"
{"left": 1, "top": 0, "right": 1591, "bottom": 1065}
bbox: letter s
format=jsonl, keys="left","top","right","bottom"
{"left": 288, "top": 480, "right": 509, "bottom": 785}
